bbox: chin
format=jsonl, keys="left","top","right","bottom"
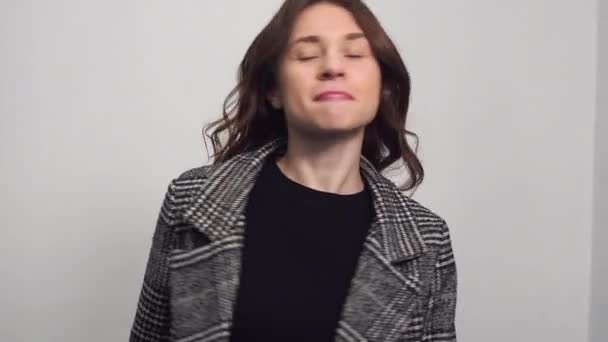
{"left": 303, "top": 122, "right": 368, "bottom": 139}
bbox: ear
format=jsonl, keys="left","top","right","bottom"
{"left": 267, "top": 90, "right": 282, "bottom": 109}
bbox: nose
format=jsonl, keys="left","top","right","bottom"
{"left": 318, "top": 51, "right": 346, "bottom": 80}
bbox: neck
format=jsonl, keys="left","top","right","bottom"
{"left": 274, "top": 132, "right": 365, "bottom": 195}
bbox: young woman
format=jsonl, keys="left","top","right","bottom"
{"left": 130, "top": 1, "right": 457, "bottom": 341}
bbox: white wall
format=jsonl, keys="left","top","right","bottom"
{"left": 382, "top": 2, "right": 596, "bottom": 341}
{"left": 591, "top": 0, "right": 607, "bottom": 341}
{"left": 0, "top": 1, "right": 599, "bottom": 341}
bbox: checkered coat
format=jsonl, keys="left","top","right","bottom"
{"left": 129, "top": 137, "right": 458, "bottom": 342}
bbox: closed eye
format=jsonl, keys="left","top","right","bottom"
{"left": 299, "top": 55, "right": 363, "bottom": 61}
{"left": 298, "top": 56, "right": 317, "bottom": 61}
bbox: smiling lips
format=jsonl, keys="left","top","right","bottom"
{"left": 314, "top": 91, "right": 354, "bottom": 101}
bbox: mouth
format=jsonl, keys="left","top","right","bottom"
{"left": 314, "top": 91, "right": 355, "bottom": 101}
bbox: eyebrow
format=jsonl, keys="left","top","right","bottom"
{"left": 288, "top": 32, "right": 366, "bottom": 49}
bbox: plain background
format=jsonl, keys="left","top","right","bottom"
{"left": 1, "top": 1, "right": 605, "bottom": 341}
{"left": 592, "top": 0, "right": 607, "bottom": 341}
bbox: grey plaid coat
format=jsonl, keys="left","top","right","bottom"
{"left": 129, "top": 137, "right": 458, "bottom": 342}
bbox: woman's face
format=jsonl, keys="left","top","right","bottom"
{"left": 271, "top": 2, "right": 382, "bottom": 139}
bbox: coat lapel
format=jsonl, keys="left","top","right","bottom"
{"left": 177, "top": 137, "right": 429, "bottom": 341}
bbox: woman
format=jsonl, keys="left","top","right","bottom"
{"left": 130, "top": 1, "right": 457, "bottom": 341}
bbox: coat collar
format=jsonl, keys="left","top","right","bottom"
{"left": 181, "top": 137, "right": 427, "bottom": 264}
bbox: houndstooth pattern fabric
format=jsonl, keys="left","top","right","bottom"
{"left": 129, "top": 137, "right": 457, "bottom": 342}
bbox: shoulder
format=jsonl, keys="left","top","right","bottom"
{"left": 393, "top": 189, "right": 454, "bottom": 250}
{"left": 158, "top": 164, "right": 215, "bottom": 224}
{"left": 395, "top": 192, "right": 457, "bottom": 273}
{"left": 168, "top": 164, "right": 218, "bottom": 197}
{"left": 162, "top": 164, "right": 214, "bottom": 194}
{"left": 175, "top": 164, "right": 215, "bottom": 181}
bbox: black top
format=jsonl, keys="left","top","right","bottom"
{"left": 228, "top": 153, "right": 374, "bottom": 342}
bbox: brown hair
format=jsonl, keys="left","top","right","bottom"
{"left": 202, "top": 0, "right": 423, "bottom": 191}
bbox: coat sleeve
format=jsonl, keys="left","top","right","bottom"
{"left": 129, "top": 179, "right": 178, "bottom": 342}
{"left": 421, "top": 220, "right": 458, "bottom": 342}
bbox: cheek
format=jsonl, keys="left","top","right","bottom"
{"left": 364, "top": 63, "right": 382, "bottom": 89}
{"left": 282, "top": 72, "right": 316, "bottom": 109}
{"left": 358, "top": 65, "right": 382, "bottom": 102}
{"left": 279, "top": 72, "right": 301, "bottom": 97}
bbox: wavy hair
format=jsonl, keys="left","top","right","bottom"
{"left": 202, "top": 0, "right": 423, "bottom": 191}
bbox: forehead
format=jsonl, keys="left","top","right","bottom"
{"left": 288, "top": 3, "right": 364, "bottom": 43}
